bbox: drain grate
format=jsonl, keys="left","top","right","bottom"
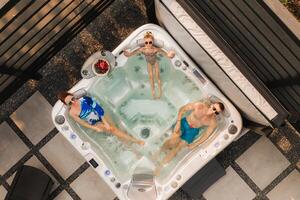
{"left": 140, "top": 128, "right": 151, "bottom": 139}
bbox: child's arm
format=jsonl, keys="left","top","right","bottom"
{"left": 158, "top": 48, "right": 175, "bottom": 58}
{"left": 124, "top": 47, "right": 142, "bottom": 57}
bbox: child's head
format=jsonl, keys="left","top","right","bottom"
{"left": 144, "top": 31, "right": 154, "bottom": 47}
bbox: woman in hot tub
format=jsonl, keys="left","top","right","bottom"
{"left": 58, "top": 91, "right": 144, "bottom": 145}
{"left": 124, "top": 31, "right": 175, "bottom": 99}
{"left": 154, "top": 100, "right": 224, "bottom": 174}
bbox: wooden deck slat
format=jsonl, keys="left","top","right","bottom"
{"left": 0, "top": 0, "right": 31, "bottom": 30}
{"left": 201, "top": 0, "right": 276, "bottom": 82}
{"left": 0, "top": 0, "right": 65, "bottom": 57}
{"left": 4, "top": 0, "right": 89, "bottom": 68}
{"left": 232, "top": 0, "right": 300, "bottom": 75}
{"left": 215, "top": 0, "right": 293, "bottom": 78}
{"left": 0, "top": 1, "right": 48, "bottom": 40}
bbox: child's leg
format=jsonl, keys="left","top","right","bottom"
{"left": 154, "top": 62, "right": 162, "bottom": 99}
{"left": 147, "top": 63, "right": 155, "bottom": 98}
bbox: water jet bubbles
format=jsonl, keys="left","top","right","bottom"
{"left": 62, "top": 125, "right": 69, "bottom": 131}
{"left": 134, "top": 66, "right": 140, "bottom": 72}
{"left": 140, "top": 128, "right": 150, "bottom": 139}
{"left": 70, "top": 133, "right": 77, "bottom": 140}
{"left": 82, "top": 69, "right": 88, "bottom": 76}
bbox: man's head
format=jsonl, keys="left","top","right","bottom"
{"left": 57, "top": 91, "right": 74, "bottom": 106}
{"left": 209, "top": 102, "right": 225, "bottom": 116}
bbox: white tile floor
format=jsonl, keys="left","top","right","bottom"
{"left": 71, "top": 168, "right": 116, "bottom": 200}
{"left": 6, "top": 172, "right": 16, "bottom": 186}
{"left": 40, "top": 133, "right": 85, "bottom": 179}
{"left": 203, "top": 166, "right": 256, "bottom": 200}
{"left": 1, "top": 91, "right": 299, "bottom": 200}
{"left": 267, "top": 170, "right": 300, "bottom": 200}
{"left": 236, "top": 136, "right": 290, "bottom": 189}
{"left": 10, "top": 91, "right": 54, "bottom": 144}
{"left": 0, "top": 122, "right": 29, "bottom": 175}
{"left": 0, "top": 186, "right": 7, "bottom": 200}
{"left": 54, "top": 190, "right": 73, "bottom": 200}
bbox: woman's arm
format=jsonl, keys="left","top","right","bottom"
{"left": 70, "top": 112, "right": 101, "bottom": 132}
{"left": 102, "top": 116, "right": 113, "bottom": 130}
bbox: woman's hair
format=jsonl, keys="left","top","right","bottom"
{"left": 57, "top": 91, "right": 73, "bottom": 105}
{"left": 144, "top": 31, "right": 154, "bottom": 40}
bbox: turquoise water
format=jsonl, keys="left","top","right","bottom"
{"left": 74, "top": 54, "right": 203, "bottom": 181}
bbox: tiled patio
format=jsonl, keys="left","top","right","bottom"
{"left": 0, "top": 92, "right": 299, "bottom": 200}
{"left": 0, "top": 0, "right": 299, "bottom": 200}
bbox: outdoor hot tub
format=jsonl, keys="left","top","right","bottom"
{"left": 52, "top": 24, "right": 242, "bottom": 200}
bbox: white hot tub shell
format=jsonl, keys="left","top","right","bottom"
{"left": 52, "top": 24, "right": 242, "bottom": 200}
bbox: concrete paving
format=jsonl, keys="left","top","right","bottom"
{"left": 203, "top": 166, "right": 256, "bottom": 200}
{"left": 0, "top": 122, "right": 29, "bottom": 175}
{"left": 267, "top": 170, "right": 300, "bottom": 200}
{"left": 236, "top": 136, "right": 290, "bottom": 190}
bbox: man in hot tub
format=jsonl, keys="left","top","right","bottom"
{"left": 154, "top": 100, "right": 224, "bottom": 174}
{"left": 58, "top": 91, "right": 144, "bottom": 145}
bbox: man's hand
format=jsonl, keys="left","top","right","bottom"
{"left": 174, "top": 121, "right": 181, "bottom": 133}
{"left": 188, "top": 143, "right": 198, "bottom": 150}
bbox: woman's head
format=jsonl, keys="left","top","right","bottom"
{"left": 144, "top": 31, "right": 154, "bottom": 47}
{"left": 57, "top": 91, "right": 73, "bottom": 105}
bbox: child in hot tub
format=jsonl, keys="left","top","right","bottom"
{"left": 58, "top": 91, "right": 144, "bottom": 145}
{"left": 124, "top": 31, "right": 175, "bottom": 99}
{"left": 154, "top": 100, "right": 224, "bottom": 175}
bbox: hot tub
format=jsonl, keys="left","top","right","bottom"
{"left": 52, "top": 24, "right": 242, "bottom": 200}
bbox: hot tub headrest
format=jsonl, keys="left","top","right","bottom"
{"left": 72, "top": 89, "right": 87, "bottom": 100}
{"left": 136, "top": 38, "right": 164, "bottom": 48}
{"left": 127, "top": 38, "right": 164, "bottom": 50}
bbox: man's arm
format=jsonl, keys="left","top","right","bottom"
{"left": 173, "top": 102, "right": 196, "bottom": 134}
{"left": 189, "top": 120, "right": 217, "bottom": 149}
{"left": 70, "top": 112, "right": 100, "bottom": 132}
{"left": 177, "top": 103, "right": 195, "bottom": 121}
